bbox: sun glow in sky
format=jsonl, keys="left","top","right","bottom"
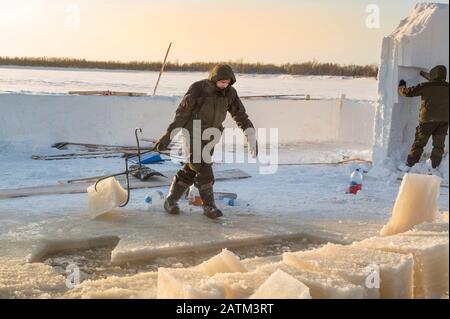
{"left": 0, "top": 0, "right": 448, "bottom": 65}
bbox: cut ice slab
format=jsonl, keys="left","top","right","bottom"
{"left": 283, "top": 244, "right": 414, "bottom": 299}
{"left": 257, "top": 262, "right": 364, "bottom": 299}
{"left": 353, "top": 231, "right": 449, "bottom": 298}
{"left": 87, "top": 177, "right": 128, "bottom": 219}
{"left": 250, "top": 269, "right": 311, "bottom": 299}
{"left": 157, "top": 268, "right": 225, "bottom": 299}
{"left": 213, "top": 261, "right": 364, "bottom": 299}
{"left": 212, "top": 271, "right": 269, "bottom": 299}
{"left": 196, "top": 249, "right": 247, "bottom": 276}
{"left": 380, "top": 173, "right": 441, "bottom": 236}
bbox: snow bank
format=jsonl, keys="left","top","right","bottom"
{"left": 373, "top": 3, "right": 449, "bottom": 175}
{"left": 0, "top": 94, "right": 178, "bottom": 146}
{"left": 0, "top": 93, "right": 375, "bottom": 146}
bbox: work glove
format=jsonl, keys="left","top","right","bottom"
{"left": 245, "top": 128, "right": 258, "bottom": 158}
{"left": 398, "top": 79, "right": 406, "bottom": 87}
{"left": 154, "top": 133, "right": 171, "bottom": 152}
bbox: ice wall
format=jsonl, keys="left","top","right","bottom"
{"left": 0, "top": 94, "right": 178, "bottom": 146}
{"left": 0, "top": 94, "right": 374, "bottom": 146}
{"left": 373, "top": 3, "right": 449, "bottom": 168}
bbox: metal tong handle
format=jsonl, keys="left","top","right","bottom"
{"left": 93, "top": 128, "right": 145, "bottom": 207}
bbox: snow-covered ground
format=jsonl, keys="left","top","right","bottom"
{"left": 1, "top": 2, "right": 448, "bottom": 299}
{"left": 0, "top": 74, "right": 447, "bottom": 298}
{"left": 0, "top": 73, "right": 392, "bottom": 298}
{"left": 0, "top": 141, "right": 448, "bottom": 253}
{"left": 0, "top": 66, "right": 377, "bottom": 101}
{"left": 0, "top": 141, "right": 448, "bottom": 298}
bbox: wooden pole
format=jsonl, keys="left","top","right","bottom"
{"left": 153, "top": 42, "right": 172, "bottom": 96}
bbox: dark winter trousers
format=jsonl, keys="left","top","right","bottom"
{"left": 175, "top": 140, "right": 215, "bottom": 190}
{"left": 176, "top": 162, "right": 214, "bottom": 190}
{"left": 407, "top": 122, "right": 449, "bottom": 168}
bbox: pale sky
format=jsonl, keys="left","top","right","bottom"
{"left": 0, "top": 0, "right": 448, "bottom": 65}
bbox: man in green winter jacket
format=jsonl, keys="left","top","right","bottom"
{"left": 398, "top": 65, "right": 449, "bottom": 172}
{"left": 155, "top": 64, "right": 257, "bottom": 219}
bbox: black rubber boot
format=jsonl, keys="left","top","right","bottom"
{"left": 198, "top": 183, "right": 223, "bottom": 219}
{"left": 164, "top": 177, "right": 190, "bottom": 215}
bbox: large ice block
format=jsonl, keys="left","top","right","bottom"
{"left": 196, "top": 249, "right": 247, "bottom": 276}
{"left": 283, "top": 244, "right": 414, "bottom": 299}
{"left": 380, "top": 173, "right": 441, "bottom": 236}
{"left": 353, "top": 231, "right": 449, "bottom": 298}
{"left": 212, "top": 271, "right": 269, "bottom": 299}
{"left": 213, "top": 261, "right": 363, "bottom": 299}
{"left": 157, "top": 268, "right": 225, "bottom": 299}
{"left": 250, "top": 269, "right": 311, "bottom": 299}
{"left": 256, "top": 262, "right": 364, "bottom": 299}
{"left": 87, "top": 177, "right": 128, "bottom": 218}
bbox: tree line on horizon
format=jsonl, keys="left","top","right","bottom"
{"left": 0, "top": 56, "right": 378, "bottom": 78}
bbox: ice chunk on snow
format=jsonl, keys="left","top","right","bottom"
{"left": 87, "top": 177, "right": 128, "bottom": 219}
{"left": 66, "top": 272, "right": 158, "bottom": 299}
{"left": 380, "top": 173, "right": 440, "bottom": 236}
{"left": 196, "top": 249, "right": 247, "bottom": 276}
{"left": 250, "top": 269, "right": 311, "bottom": 299}
{"left": 257, "top": 262, "right": 364, "bottom": 299}
{"left": 157, "top": 268, "right": 225, "bottom": 299}
{"left": 283, "top": 244, "right": 414, "bottom": 299}
{"left": 353, "top": 231, "right": 449, "bottom": 298}
{"left": 0, "top": 258, "right": 66, "bottom": 298}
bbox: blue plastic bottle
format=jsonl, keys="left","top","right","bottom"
{"left": 145, "top": 191, "right": 165, "bottom": 209}
{"left": 226, "top": 198, "right": 250, "bottom": 208}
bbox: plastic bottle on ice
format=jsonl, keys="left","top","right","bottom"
{"left": 145, "top": 190, "right": 165, "bottom": 209}
{"left": 225, "top": 198, "right": 250, "bottom": 208}
{"left": 188, "top": 185, "right": 203, "bottom": 206}
{"left": 348, "top": 168, "right": 363, "bottom": 195}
